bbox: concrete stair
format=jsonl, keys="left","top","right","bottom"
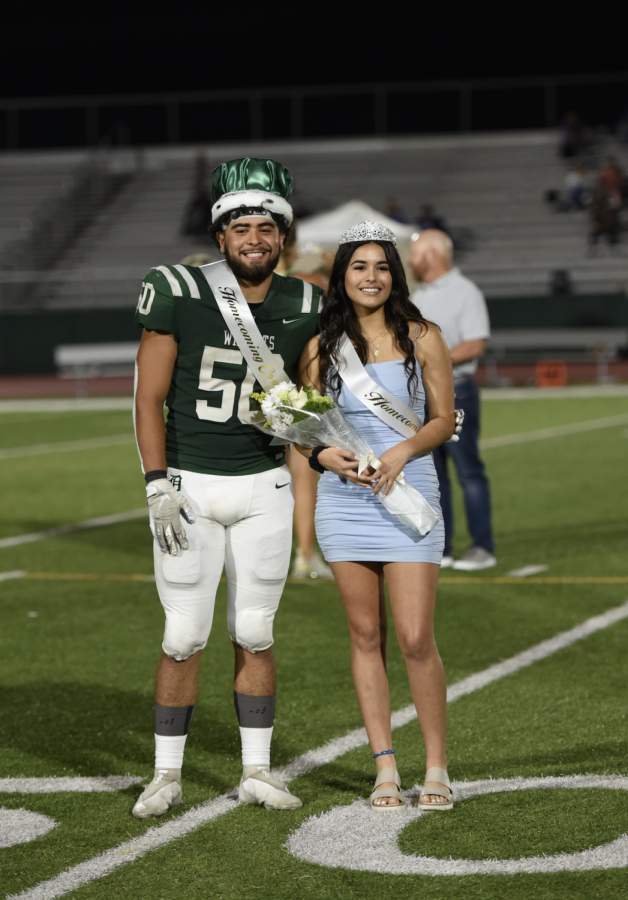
{"left": 3, "top": 130, "right": 627, "bottom": 309}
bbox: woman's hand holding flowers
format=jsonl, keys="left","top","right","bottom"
{"left": 367, "top": 442, "right": 413, "bottom": 496}
{"left": 317, "top": 448, "right": 374, "bottom": 487}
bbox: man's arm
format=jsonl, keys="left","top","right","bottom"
{"left": 450, "top": 338, "right": 486, "bottom": 366}
{"left": 135, "top": 328, "right": 196, "bottom": 555}
{"left": 135, "top": 329, "right": 178, "bottom": 473}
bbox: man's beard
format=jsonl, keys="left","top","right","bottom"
{"left": 224, "top": 245, "right": 280, "bottom": 284}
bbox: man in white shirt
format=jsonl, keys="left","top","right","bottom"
{"left": 408, "top": 229, "right": 495, "bottom": 571}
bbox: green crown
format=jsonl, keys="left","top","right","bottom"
{"left": 211, "top": 158, "right": 293, "bottom": 204}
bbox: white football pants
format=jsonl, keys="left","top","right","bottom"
{"left": 154, "top": 465, "right": 294, "bottom": 660}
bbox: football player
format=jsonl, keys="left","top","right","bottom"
{"left": 132, "top": 158, "right": 323, "bottom": 818}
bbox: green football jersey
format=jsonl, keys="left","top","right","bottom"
{"left": 135, "top": 263, "right": 322, "bottom": 476}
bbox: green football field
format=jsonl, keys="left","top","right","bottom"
{"left": 1, "top": 392, "right": 628, "bottom": 899}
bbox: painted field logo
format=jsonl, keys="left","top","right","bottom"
{"left": 0, "top": 777, "right": 141, "bottom": 851}
{"left": 286, "top": 774, "right": 628, "bottom": 875}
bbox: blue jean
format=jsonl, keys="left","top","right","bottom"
{"left": 432, "top": 377, "right": 494, "bottom": 555}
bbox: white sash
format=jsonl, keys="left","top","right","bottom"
{"left": 337, "top": 334, "right": 422, "bottom": 439}
{"left": 199, "top": 259, "right": 289, "bottom": 391}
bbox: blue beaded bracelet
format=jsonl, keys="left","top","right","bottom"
{"left": 372, "top": 749, "right": 395, "bottom": 759}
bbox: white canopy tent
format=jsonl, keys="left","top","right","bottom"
{"left": 296, "top": 200, "right": 416, "bottom": 249}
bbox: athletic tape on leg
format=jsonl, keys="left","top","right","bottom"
{"left": 233, "top": 692, "right": 275, "bottom": 728}
{"left": 154, "top": 704, "right": 195, "bottom": 736}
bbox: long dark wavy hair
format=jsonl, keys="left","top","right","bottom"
{"left": 318, "top": 240, "right": 426, "bottom": 398}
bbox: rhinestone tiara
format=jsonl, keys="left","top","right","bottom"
{"left": 338, "top": 219, "right": 397, "bottom": 246}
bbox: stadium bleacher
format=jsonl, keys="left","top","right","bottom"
{"left": 1, "top": 130, "right": 626, "bottom": 312}
{"left": 0, "top": 151, "right": 88, "bottom": 265}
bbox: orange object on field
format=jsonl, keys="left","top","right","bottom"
{"left": 535, "top": 360, "right": 568, "bottom": 387}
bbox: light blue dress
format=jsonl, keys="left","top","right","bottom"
{"left": 315, "top": 359, "right": 445, "bottom": 563}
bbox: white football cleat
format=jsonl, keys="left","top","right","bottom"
{"left": 132, "top": 769, "right": 182, "bottom": 819}
{"left": 291, "top": 549, "right": 333, "bottom": 580}
{"left": 239, "top": 766, "right": 302, "bottom": 810}
{"left": 451, "top": 547, "right": 497, "bottom": 571}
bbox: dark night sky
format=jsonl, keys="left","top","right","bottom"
{"left": 4, "top": 5, "right": 627, "bottom": 100}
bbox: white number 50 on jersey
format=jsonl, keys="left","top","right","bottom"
{"left": 196, "top": 346, "right": 278, "bottom": 425}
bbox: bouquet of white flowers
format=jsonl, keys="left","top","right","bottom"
{"left": 250, "top": 382, "right": 440, "bottom": 536}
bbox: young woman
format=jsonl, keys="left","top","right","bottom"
{"left": 297, "top": 221, "right": 455, "bottom": 811}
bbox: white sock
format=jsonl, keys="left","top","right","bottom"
{"left": 240, "top": 726, "right": 273, "bottom": 767}
{"left": 155, "top": 733, "right": 188, "bottom": 770}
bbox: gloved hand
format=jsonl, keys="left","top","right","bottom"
{"left": 447, "top": 408, "right": 465, "bottom": 443}
{"left": 146, "top": 478, "right": 196, "bottom": 555}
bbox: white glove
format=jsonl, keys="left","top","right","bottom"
{"left": 447, "top": 408, "right": 465, "bottom": 443}
{"left": 146, "top": 478, "right": 196, "bottom": 555}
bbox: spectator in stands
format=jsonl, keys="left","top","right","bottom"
{"left": 275, "top": 227, "right": 300, "bottom": 275}
{"left": 181, "top": 152, "right": 212, "bottom": 237}
{"left": 289, "top": 187, "right": 315, "bottom": 220}
{"left": 617, "top": 105, "right": 628, "bottom": 144}
{"left": 558, "top": 112, "right": 585, "bottom": 158}
{"left": 563, "top": 164, "right": 588, "bottom": 210}
{"left": 416, "top": 204, "right": 449, "bottom": 235}
{"left": 407, "top": 230, "right": 495, "bottom": 571}
{"left": 181, "top": 187, "right": 212, "bottom": 236}
{"left": 180, "top": 253, "right": 214, "bottom": 267}
{"left": 598, "top": 156, "right": 624, "bottom": 210}
{"left": 589, "top": 186, "right": 620, "bottom": 246}
{"left": 384, "top": 198, "right": 408, "bottom": 223}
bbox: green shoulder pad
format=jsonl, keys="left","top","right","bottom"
{"left": 146, "top": 265, "right": 202, "bottom": 301}
{"left": 281, "top": 275, "right": 324, "bottom": 315}
{"left": 134, "top": 266, "right": 185, "bottom": 336}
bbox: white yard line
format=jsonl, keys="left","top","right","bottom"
{"left": 0, "top": 509, "right": 146, "bottom": 550}
{"left": 506, "top": 565, "right": 549, "bottom": 578}
{"left": 480, "top": 412, "right": 628, "bottom": 449}
{"left": 12, "top": 598, "right": 628, "bottom": 900}
{"left": 482, "top": 385, "right": 628, "bottom": 400}
{"left": 0, "top": 399, "right": 133, "bottom": 413}
{"left": 0, "top": 570, "right": 24, "bottom": 582}
{"left": 0, "top": 777, "right": 142, "bottom": 794}
{"left": 0, "top": 387, "right": 625, "bottom": 414}
{"left": 0, "top": 434, "right": 134, "bottom": 460}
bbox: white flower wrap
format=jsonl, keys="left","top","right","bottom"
{"left": 251, "top": 383, "right": 440, "bottom": 536}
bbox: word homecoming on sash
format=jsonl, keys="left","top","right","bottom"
{"left": 218, "top": 286, "right": 281, "bottom": 387}
{"left": 365, "top": 391, "right": 421, "bottom": 434}
{"left": 203, "top": 260, "right": 289, "bottom": 392}
{"left": 219, "top": 286, "right": 265, "bottom": 363}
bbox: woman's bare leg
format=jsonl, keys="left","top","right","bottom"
{"left": 384, "top": 561, "right": 448, "bottom": 805}
{"left": 286, "top": 449, "right": 318, "bottom": 560}
{"left": 330, "top": 560, "right": 400, "bottom": 806}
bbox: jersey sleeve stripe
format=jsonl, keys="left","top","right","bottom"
{"left": 301, "top": 281, "right": 313, "bottom": 314}
{"left": 154, "top": 265, "right": 183, "bottom": 297}
{"left": 173, "top": 264, "right": 201, "bottom": 299}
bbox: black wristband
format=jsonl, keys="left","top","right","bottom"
{"left": 308, "top": 445, "right": 327, "bottom": 475}
{"left": 145, "top": 469, "right": 167, "bottom": 484}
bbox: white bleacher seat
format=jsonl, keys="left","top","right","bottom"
{"left": 54, "top": 342, "right": 139, "bottom": 377}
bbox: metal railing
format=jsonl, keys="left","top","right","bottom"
{"left": 2, "top": 71, "right": 628, "bottom": 148}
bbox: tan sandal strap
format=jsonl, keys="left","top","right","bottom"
{"left": 374, "top": 767, "right": 400, "bottom": 789}
{"left": 371, "top": 787, "right": 405, "bottom": 802}
{"left": 425, "top": 766, "right": 451, "bottom": 787}
{"left": 420, "top": 785, "right": 452, "bottom": 800}
{"left": 425, "top": 767, "right": 450, "bottom": 788}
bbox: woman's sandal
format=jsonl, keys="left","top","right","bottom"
{"left": 370, "top": 767, "right": 406, "bottom": 812}
{"left": 418, "top": 766, "right": 453, "bottom": 811}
